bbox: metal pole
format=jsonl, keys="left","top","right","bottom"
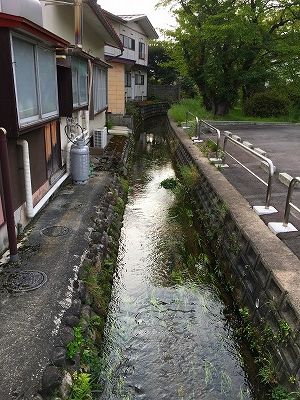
{"left": 0, "top": 128, "right": 18, "bottom": 262}
{"left": 74, "top": 0, "right": 83, "bottom": 48}
{"left": 283, "top": 178, "right": 300, "bottom": 227}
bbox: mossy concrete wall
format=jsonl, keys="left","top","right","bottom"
{"left": 167, "top": 117, "right": 300, "bottom": 386}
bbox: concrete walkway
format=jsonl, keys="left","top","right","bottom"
{"left": 0, "top": 171, "right": 112, "bottom": 399}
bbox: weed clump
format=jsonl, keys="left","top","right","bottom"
{"left": 160, "top": 177, "right": 177, "bottom": 190}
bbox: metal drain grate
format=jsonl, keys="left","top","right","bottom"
{"left": 41, "top": 225, "right": 70, "bottom": 237}
{"left": 6, "top": 271, "right": 47, "bottom": 292}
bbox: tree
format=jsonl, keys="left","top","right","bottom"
{"left": 148, "top": 40, "right": 178, "bottom": 84}
{"left": 148, "top": 40, "right": 198, "bottom": 97}
{"left": 157, "top": 0, "right": 300, "bottom": 115}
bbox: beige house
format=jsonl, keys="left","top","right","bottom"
{"left": 104, "top": 12, "right": 159, "bottom": 115}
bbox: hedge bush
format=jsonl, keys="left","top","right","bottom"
{"left": 244, "top": 91, "right": 291, "bottom": 117}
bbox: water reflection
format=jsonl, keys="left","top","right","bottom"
{"left": 98, "top": 126, "right": 254, "bottom": 400}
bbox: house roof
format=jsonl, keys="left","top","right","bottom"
{"left": 0, "top": 12, "right": 69, "bottom": 47}
{"left": 117, "top": 14, "right": 159, "bottom": 39}
{"left": 86, "top": 0, "right": 123, "bottom": 49}
{"left": 44, "top": 0, "right": 123, "bottom": 50}
{"left": 103, "top": 10, "right": 159, "bottom": 40}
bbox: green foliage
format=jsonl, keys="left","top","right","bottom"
{"left": 169, "top": 97, "right": 300, "bottom": 123}
{"left": 271, "top": 385, "right": 298, "bottom": 400}
{"left": 118, "top": 177, "right": 129, "bottom": 194}
{"left": 160, "top": 177, "right": 178, "bottom": 189}
{"left": 67, "top": 326, "right": 84, "bottom": 360}
{"left": 257, "top": 354, "right": 278, "bottom": 385}
{"left": 159, "top": 0, "right": 300, "bottom": 115}
{"left": 148, "top": 40, "right": 178, "bottom": 84}
{"left": 125, "top": 102, "right": 140, "bottom": 117}
{"left": 169, "top": 97, "right": 210, "bottom": 122}
{"left": 179, "top": 165, "right": 199, "bottom": 189}
{"left": 276, "top": 320, "right": 293, "bottom": 344}
{"left": 69, "top": 372, "right": 92, "bottom": 400}
{"left": 106, "top": 120, "right": 114, "bottom": 130}
{"left": 114, "top": 197, "right": 125, "bottom": 214}
{"left": 244, "top": 91, "right": 291, "bottom": 117}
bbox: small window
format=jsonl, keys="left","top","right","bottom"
{"left": 125, "top": 72, "right": 131, "bottom": 87}
{"left": 129, "top": 38, "right": 135, "bottom": 50}
{"left": 120, "top": 34, "right": 135, "bottom": 50}
{"left": 135, "top": 74, "right": 145, "bottom": 85}
{"left": 139, "top": 42, "right": 145, "bottom": 60}
{"left": 12, "top": 36, "right": 58, "bottom": 126}
{"left": 93, "top": 66, "right": 107, "bottom": 114}
{"left": 72, "top": 57, "right": 88, "bottom": 107}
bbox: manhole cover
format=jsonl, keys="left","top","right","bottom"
{"left": 41, "top": 225, "right": 70, "bottom": 237}
{"left": 6, "top": 271, "right": 47, "bottom": 292}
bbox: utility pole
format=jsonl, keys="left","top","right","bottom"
{"left": 44, "top": 0, "right": 83, "bottom": 48}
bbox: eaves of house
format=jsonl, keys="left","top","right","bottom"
{"left": 0, "top": 12, "right": 69, "bottom": 47}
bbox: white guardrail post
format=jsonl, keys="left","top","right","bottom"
{"left": 268, "top": 177, "right": 300, "bottom": 234}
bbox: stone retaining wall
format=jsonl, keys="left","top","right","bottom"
{"left": 37, "top": 137, "right": 133, "bottom": 400}
{"left": 166, "top": 117, "right": 300, "bottom": 387}
{"left": 134, "top": 102, "right": 170, "bottom": 133}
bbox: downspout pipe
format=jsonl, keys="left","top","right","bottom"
{"left": 17, "top": 140, "right": 70, "bottom": 219}
{"left": 74, "top": 0, "right": 83, "bottom": 48}
{"left": 17, "top": 140, "right": 34, "bottom": 218}
{"left": 0, "top": 128, "right": 18, "bottom": 262}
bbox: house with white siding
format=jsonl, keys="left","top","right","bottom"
{"left": 104, "top": 11, "right": 159, "bottom": 115}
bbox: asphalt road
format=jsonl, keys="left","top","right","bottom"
{"left": 205, "top": 124, "right": 300, "bottom": 258}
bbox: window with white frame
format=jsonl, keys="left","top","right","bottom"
{"left": 125, "top": 72, "right": 131, "bottom": 87}
{"left": 72, "top": 57, "right": 88, "bottom": 107}
{"left": 135, "top": 74, "right": 145, "bottom": 85}
{"left": 12, "top": 36, "right": 59, "bottom": 126}
{"left": 93, "top": 66, "right": 107, "bottom": 114}
{"left": 139, "top": 42, "right": 145, "bottom": 60}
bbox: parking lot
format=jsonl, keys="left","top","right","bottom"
{"left": 207, "top": 123, "right": 300, "bottom": 258}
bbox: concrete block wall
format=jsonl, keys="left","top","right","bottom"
{"left": 148, "top": 84, "right": 180, "bottom": 103}
{"left": 166, "top": 117, "right": 300, "bottom": 386}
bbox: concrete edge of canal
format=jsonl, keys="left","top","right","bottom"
{"left": 167, "top": 117, "right": 300, "bottom": 387}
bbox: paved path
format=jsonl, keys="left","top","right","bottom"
{"left": 208, "top": 124, "right": 300, "bottom": 258}
{"left": 0, "top": 171, "right": 112, "bottom": 399}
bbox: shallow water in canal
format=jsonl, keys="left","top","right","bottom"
{"left": 99, "top": 122, "right": 255, "bottom": 399}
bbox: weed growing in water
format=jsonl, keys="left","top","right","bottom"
{"left": 160, "top": 177, "right": 178, "bottom": 190}
{"left": 271, "top": 385, "right": 299, "bottom": 400}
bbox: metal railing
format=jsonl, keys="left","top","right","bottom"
{"left": 185, "top": 111, "right": 199, "bottom": 136}
{"left": 199, "top": 120, "right": 221, "bottom": 151}
{"left": 185, "top": 112, "right": 221, "bottom": 152}
{"left": 223, "top": 132, "right": 275, "bottom": 210}
{"left": 283, "top": 177, "right": 300, "bottom": 227}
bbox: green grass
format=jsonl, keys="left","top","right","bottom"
{"left": 169, "top": 97, "right": 300, "bottom": 123}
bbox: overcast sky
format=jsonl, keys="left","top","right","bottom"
{"left": 98, "top": 0, "right": 176, "bottom": 38}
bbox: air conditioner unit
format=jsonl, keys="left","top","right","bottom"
{"left": 93, "top": 127, "right": 107, "bottom": 149}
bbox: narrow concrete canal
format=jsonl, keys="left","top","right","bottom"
{"left": 99, "top": 121, "right": 255, "bottom": 399}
